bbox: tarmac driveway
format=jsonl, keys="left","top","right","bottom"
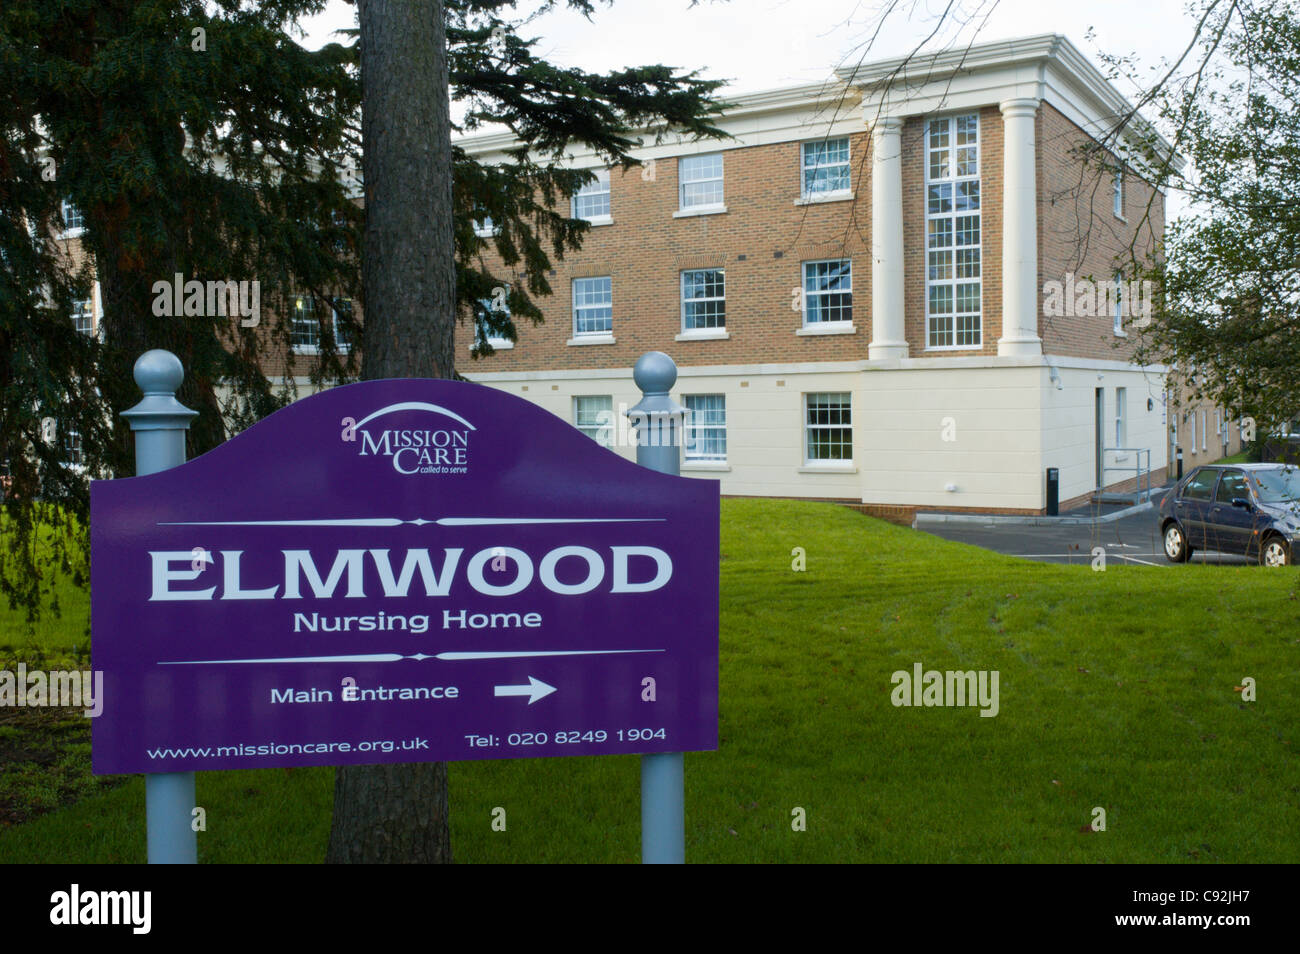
{"left": 916, "top": 489, "right": 1253, "bottom": 567}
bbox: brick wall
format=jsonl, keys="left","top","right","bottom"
{"left": 458, "top": 132, "right": 877, "bottom": 371}
{"left": 1037, "top": 101, "right": 1165, "bottom": 361}
{"left": 55, "top": 98, "right": 1182, "bottom": 399}
{"left": 464, "top": 102, "right": 1152, "bottom": 372}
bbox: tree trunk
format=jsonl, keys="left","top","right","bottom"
{"left": 326, "top": 0, "right": 456, "bottom": 864}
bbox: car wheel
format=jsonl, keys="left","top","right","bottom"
{"left": 1259, "top": 535, "right": 1292, "bottom": 567}
{"left": 1163, "top": 522, "right": 1190, "bottom": 563}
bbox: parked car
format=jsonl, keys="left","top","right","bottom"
{"left": 1159, "top": 463, "right": 1300, "bottom": 565}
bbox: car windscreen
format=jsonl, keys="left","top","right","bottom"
{"left": 1252, "top": 466, "right": 1300, "bottom": 503}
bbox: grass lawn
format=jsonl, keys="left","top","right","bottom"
{"left": 1213, "top": 451, "right": 1252, "bottom": 465}
{"left": 1, "top": 498, "right": 1297, "bottom": 862}
{"left": 0, "top": 510, "right": 91, "bottom": 656}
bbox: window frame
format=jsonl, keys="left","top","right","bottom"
{"left": 1113, "top": 168, "right": 1125, "bottom": 220}
{"left": 924, "top": 113, "right": 982, "bottom": 351}
{"left": 678, "top": 153, "right": 725, "bottom": 211}
{"left": 801, "top": 259, "right": 854, "bottom": 327}
{"left": 573, "top": 395, "right": 614, "bottom": 448}
{"left": 679, "top": 268, "right": 726, "bottom": 333}
{"left": 800, "top": 137, "right": 852, "bottom": 200}
{"left": 803, "top": 392, "right": 853, "bottom": 465}
{"left": 571, "top": 276, "right": 613, "bottom": 337}
{"left": 1112, "top": 270, "right": 1126, "bottom": 336}
{"left": 571, "top": 168, "right": 612, "bottom": 224}
{"left": 72, "top": 297, "right": 94, "bottom": 336}
{"left": 1115, "top": 386, "right": 1127, "bottom": 447}
{"left": 61, "top": 428, "right": 85, "bottom": 468}
{"left": 59, "top": 199, "right": 85, "bottom": 238}
{"left": 473, "top": 283, "right": 514, "bottom": 351}
{"left": 291, "top": 295, "right": 354, "bottom": 355}
{"left": 683, "top": 394, "right": 727, "bottom": 463}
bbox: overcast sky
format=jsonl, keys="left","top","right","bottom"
{"left": 301, "top": 0, "right": 1201, "bottom": 100}
{"left": 299, "top": 0, "right": 1206, "bottom": 214}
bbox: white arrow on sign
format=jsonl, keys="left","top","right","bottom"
{"left": 494, "top": 676, "right": 557, "bottom": 705}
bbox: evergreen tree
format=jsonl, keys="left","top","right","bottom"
{"left": 0, "top": 0, "right": 727, "bottom": 621}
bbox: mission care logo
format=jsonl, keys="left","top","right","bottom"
{"left": 341, "top": 402, "right": 474, "bottom": 475}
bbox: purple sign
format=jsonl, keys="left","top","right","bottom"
{"left": 91, "top": 379, "right": 719, "bottom": 774}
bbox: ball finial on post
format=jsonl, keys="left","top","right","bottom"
{"left": 133, "top": 349, "right": 187, "bottom": 395}
{"left": 633, "top": 351, "right": 677, "bottom": 396}
{"left": 121, "top": 350, "right": 197, "bottom": 449}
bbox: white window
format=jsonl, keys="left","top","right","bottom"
{"left": 1113, "top": 168, "right": 1124, "bottom": 218}
{"left": 572, "top": 277, "right": 612, "bottom": 336}
{"left": 72, "top": 298, "right": 94, "bottom": 336}
{"left": 472, "top": 216, "right": 498, "bottom": 238}
{"left": 1216, "top": 409, "right": 1222, "bottom": 437}
{"left": 1115, "top": 387, "right": 1127, "bottom": 447}
{"left": 925, "top": 114, "right": 981, "bottom": 349}
{"left": 680, "top": 269, "right": 725, "bottom": 331}
{"left": 1202, "top": 409, "right": 1207, "bottom": 451}
{"left": 1189, "top": 408, "right": 1196, "bottom": 451}
{"left": 801, "top": 138, "right": 850, "bottom": 198}
{"left": 60, "top": 199, "right": 85, "bottom": 237}
{"left": 1113, "top": 271, "right": 1125, "bottom": 335}
{"left": 679, "top": 154, "right": 724, "bottom": 210}
{"left": 62, "top": 429, "right": 84, "bottom": 467}
{"left": 684, "top": 395, "right": 726, "bottom": 461}
{"left": 572, "top": 169, "right": 611, "bottom": 222}
{"left": 291, "top": 296, "right": 353, "bottom": 353}
{"left": 802, "top": 260, "right": 853, "bottom": 325}
{"left": 804, "top": 392, "right": 852, "bottom": 463}
{"left": 573, "top": 395, "right": 613, "bottom": 447}
{"left": 474, "top": 285, "right": 513, "bottom": 350}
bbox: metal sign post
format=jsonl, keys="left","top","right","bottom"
{"left": 119, "top": 350, "right": 199, "bottom": 864}
{"left": 628, "top": 352, "right": 687, "bottom": 865}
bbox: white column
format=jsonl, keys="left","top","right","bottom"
{"left": 998, "top": 98, "right": 1042, "bottom": 357}
{"left": 869, "top": 117, "right": 907, "bottom": 360}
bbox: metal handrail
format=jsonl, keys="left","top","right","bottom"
{"left": 1099, "top": 446, "right": 1152, "bottom": 502}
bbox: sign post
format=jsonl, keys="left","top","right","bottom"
{"left": 629, "top": 353, "right": 686, "bottom": 864}
{"left": 92, "top": 350, "right": 719, "bottom": 864}
{"left": 120, "top": 350, "right": 199, "bottom": 864}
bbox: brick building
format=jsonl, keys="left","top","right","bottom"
{"left": 447, "top": 33, "right": 1242, "bottom": 516}
{"left": 44, "top": 33, "right": 1241, "bottom": 512}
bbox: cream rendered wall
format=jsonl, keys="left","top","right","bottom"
{"left": 674, "top": 368, "right": 863, "bottom": 500}
{"left": 467, "top": 359, "right": 1054, "bottom": 509}
{"left": 467, "top": 365, "right": 866, "bottom": 500}
{"left": 1040, "top": 359, "right": 1169, "bottom": 505}
{"left": 857, "top": 361, "right": 1044, "bottom": 510}
{"left": 273, "top": 356, "right": 1169, "bottom": 512}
